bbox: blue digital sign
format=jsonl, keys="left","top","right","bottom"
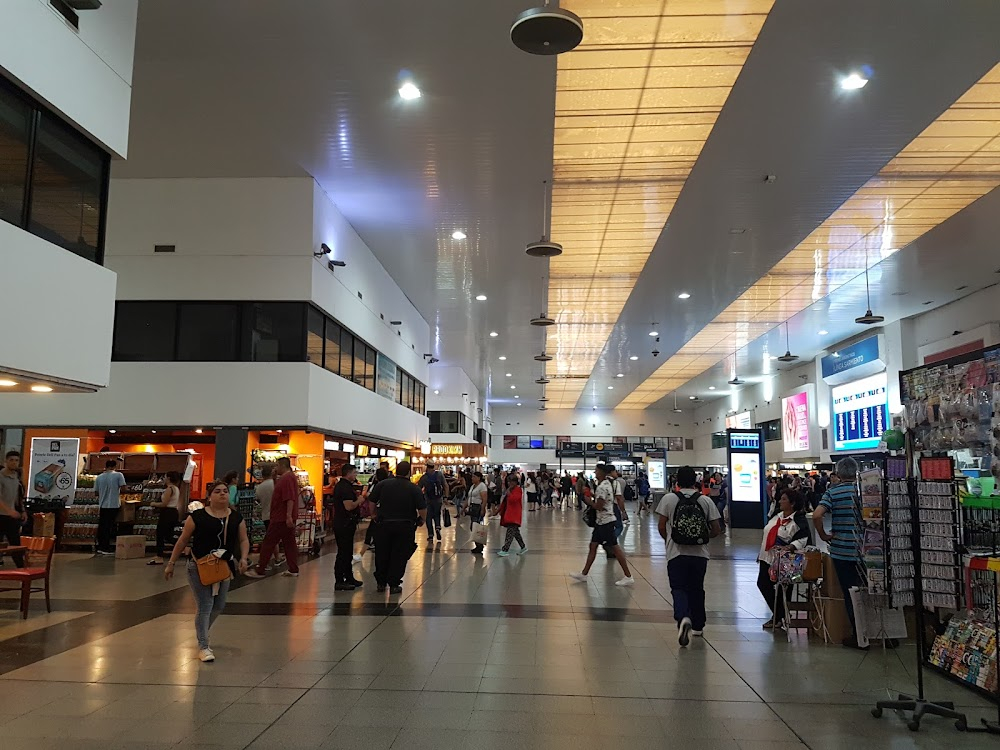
{"left": 729, "top": 432, "right": 760, "bottom": 451}
{"left": 821, "top": 335, "right": 883, "bottom": 381}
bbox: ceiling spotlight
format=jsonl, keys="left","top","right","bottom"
{"left": 607, "top": 385, "right": 614, "bottom": 390}
{"left": 534, "top": 352, "right": 552, "bottom": 362}
{"left": 629, "top": 355, "right": 638, "bottom": 361}
{"left": 433, "top": 389, "right": 440, "bottom": 395}
{"left": 840, "top": 72, "right": 868, "bottom": 90}
{"left": 648, "top": 330, "right": 659, "bottom": 337}
{"left": 398, "top": 81, "right": 421, "bottom": 100}
{"left": 708, "top": 386, "right": 716, "bottom": 391}
{"left": 677, "top": 292, "right": 691, "bottom": 300}
{"left": 689, "top": 395, "right": 696, "bottom": 400}
{"left": 510, "top": 4, "right": 583, "bottom": 55}
{"left": 510, "top": 385, "right": 516, "bottom": 390}
{"left": 108, "top": 429, "right": 116, "bottom": 434}
{"left": 516, "top": 402, "right": 522, "bottom": 406}
{"left": 476, "top": 294, "right": 488, "bottom": 301}
{"left": 195, "top": 428, "right": 203, "bottom": 434}
{"left": 530, "top": 315, "right": 555, "bottom": 326}
{"left": 0, "top": 379, "right": 17, "bottom": 387}
{"left": 451, "top": 230, "right": 467, "bottom": 240}
{"left": 505, "top": 373, "right": 512, "bottom": 377}
{"left": 499, "top": 356, "right": 507, "bottom": 361}
{"left": 616, "top": 373, "right": 624, "bottom": 378}
{"left": 31, "top": 385, "right": 53, "bottom": 393}
{"left": 818, "top": 330, "right": 829, "bottom": 336}
{"left": 489, "top": 331, "right": 499, "bottom": 337}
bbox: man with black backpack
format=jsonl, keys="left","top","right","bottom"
{"left": 656, "top": 466, "right": 722, "bottom": 647}
{"left": 570, "top": 464, "right": 634, "bottom": 587}
{"left": 419, "top": 463, "right": 447, "bottom": 544}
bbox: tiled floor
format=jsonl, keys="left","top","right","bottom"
{"left": 1, "top": 506, "right": 997, "bottom": 749}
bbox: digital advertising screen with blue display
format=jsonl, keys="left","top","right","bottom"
{"left": 832, "top": 371, "right": 889, "bottom": 451}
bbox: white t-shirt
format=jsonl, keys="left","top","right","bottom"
{"left": 470, "top": 482, "right": 488, "bottom": 506}
{"left": 613, "top": 477, "right": 625, "bottom": 499}
{"left": 655, "top": 490, "right": 722, "bottom": 561}
{"left": 594, "top": 479, "right": 617, "bottom": 526}
{"left": 525, "top": 479, "right": 536, "bottom": 493}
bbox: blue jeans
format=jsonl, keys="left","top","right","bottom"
{"left": 186, "top": 560, "right": 231, "bottom": 649}
{"left": 426, "top": 502, "right": 442, "bottom": 538}
{"left": 668, "top": 555, "right": 709, "bottom": 630}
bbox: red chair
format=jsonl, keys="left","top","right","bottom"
{"left": 0, "top": 536, "right": 55, "bottom": 619}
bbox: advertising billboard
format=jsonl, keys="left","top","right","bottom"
{"left": 781, "top": 391, "right": 810, "bottom": 452}
{"left": 725, "top": 412, "right": 752, "bottom": 430}
{"left": 646, "top": 459, "right": 666, "bottom": 491}
{"left": 832, "top": 371, "right": 889, "bottom": 451}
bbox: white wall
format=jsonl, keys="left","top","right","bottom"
{"left": 0, "top": 0, "right": 137, "bottom": 156}
{"left": 105, "top": 178, "right": 315, "bottom": 300}
{"left": 913, "top": 284, "right": 1000, "bottom": 363}
{"left": 0, "top": 219, "right": 116, "bottom": 388}
{"left": 311, "top": 184, "right": 428, "bottom": 383}
{"left": 426, "top": 366, "right": 483, "bottom": 441}
{"left": 488, "top": 407, "right": 695, "bottom": 467}
{"left": 0, "top": 362, "right": 427, "bottom": 445}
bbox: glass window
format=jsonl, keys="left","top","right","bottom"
{"left": 339, "top": 328, "right": 353, "bottom": 380}
{"left": 306, "top": 307, "right": 324, "bottom": 365}
{"left": 177, "top": 303, "right": 240, "bottom": 361}
{"left": 242, "top": 302, "right": 305, "bottom": 362}
{"left": 324, "top": 319, "right": 341, "bottom": 375}
{"left": 28, "top": 112, "right": 106, "bottom": 263}
{"left": 364, "top": 345, "right": 376, "bottom": 391}
{"left": 0, "top": 83, "right": 31, "bottom": 227}
{"left": 352, "top": 339, "right": 366, "bottom": 387}
{"left": 112, "top": 301, "right": 177, "bottom": 361}
{"left": 396, "top": 369, "right": 404, "bottom": 404}
{"left": 416, "top": 384, "right": 425, "bottom": 415}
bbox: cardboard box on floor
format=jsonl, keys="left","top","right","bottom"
{"left": 32, "top": 512, "right": 56, "bottom": 538}
{"left": 115, "top": 534, "right": 146, "bottom": 560}
{"left": 811, "top": 553, "right": 854, "bottom": 643}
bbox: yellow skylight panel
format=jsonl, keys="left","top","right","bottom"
{"left": 620, "top": 60, "right": 1000, "bottom": 409}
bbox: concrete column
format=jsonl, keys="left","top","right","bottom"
{"left": 215, "top": 428, "right": 249, "bottom": 484}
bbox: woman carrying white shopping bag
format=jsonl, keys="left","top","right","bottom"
{"left": 468, "top": 471, "right": 489, "bottom": 554}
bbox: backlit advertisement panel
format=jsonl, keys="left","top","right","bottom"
{"left": 782, "top": 391, "right": 810, "bottom": 452}
{"left": 832, "top": 371, "right": 889, "bottom": 451}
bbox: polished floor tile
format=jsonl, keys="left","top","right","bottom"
{"left": 1, "top": 509, "right": 997, "bottom": 748}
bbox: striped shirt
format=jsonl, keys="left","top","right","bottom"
{"left": 819, "top": 483, "right": 861, "bottom": 562}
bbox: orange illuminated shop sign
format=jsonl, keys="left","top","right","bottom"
{"left": 430, "top": 443, "right": 486, "bottom": 457}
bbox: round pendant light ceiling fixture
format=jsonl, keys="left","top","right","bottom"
{"left": 530, "top": 315, "right": 555, "bottom": 326}
{"left": 672, "top": 393, "right": 683, "bottom": 414}
{"left": 535, "top": 377, "right": 551, "bottom": 384}
{"left": 777, "top": 321, "right": 799, "bottom": 363}
{"left": 534, "top": 352, "right": 553, "bottom": 362}
{"left": 511, "top": 2, "right": 583, "bottom": 56}
{"left": 525, "top": 180, "right": 562, "bottom": 257}
{"left": 855, "top": 247, "right": 886, "bottom": 325}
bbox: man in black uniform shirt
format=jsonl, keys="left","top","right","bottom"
{"left": 332, "top": 464, "right": 363, "bottom": 591}
{"left": 368, "top": 461, "right": 426, "bottom": 594}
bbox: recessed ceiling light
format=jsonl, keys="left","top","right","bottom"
{"left": 629, "top": 355, "right": 638, "bottom": 361}
{"left": 195, "top": 429, "right": 203, "bottom": 434}
{"left": 505, "top": 373, "right": 512, "bottom": 377}
{"left": 689, "top": 395, "right": 696, "bottom": 400}
{"left": 433, "top": 389, "right": 440, "bottom": 395}
{"left": 151, "top": 430, "right": 157, "bottom": 434}
{"left": 475, "top": 294, "right": 487, "bottom": 301}
{"left": 0, "top": 379, "right": 17, "bottom": 387}
{"left": 398, "top": 81, "right": 421, "bottom": 100}
{"left": 607, "top": 386, "right": 614, "bottom": 390}
{"left": 516, "top": 403, "right": 522, "bottom": 406}
{"left": 648, "top": 330, "right": 658, "bottom": 337}
{"left": 510, "top": 385, "right": 516, "bottom": 390}
{"left": 818, "top": 330, "right": 828, "bottom": 336}
{"left": 31, "top": 385, "right": 53, "bottom": 393}
{"left": 489, "top": 331, "right": 499, "bottom": 337}
{"left": 498, "top": 356, "right": 507, "bottom": 361}
{"left": 677, "top": 292, "right": 691, "bottom": 299}
{"left": 108, "top": 429, "right": 116, "bottom": 434}
{"left": 708, "top": 386, "right": 716, "bottom": 391}
{"left": 616, "top": 373, "right": 624, "bottom": 378}
{"left": 451, "top": 230, "right": 467, "bottom": 240}
{"left": 840, "top": 72, "right": 868, "bottom": 90}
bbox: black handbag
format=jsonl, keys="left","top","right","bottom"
{"left": 443, "top": 507, "right": 452, "bottom": 527}
{"left": 583, "top": 506, "right": 597, "bottom": 527}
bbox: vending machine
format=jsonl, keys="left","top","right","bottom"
{"left": 726, "top": 428, "right": 767, "bottom": 528}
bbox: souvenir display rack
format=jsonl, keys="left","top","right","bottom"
{"left": 236, "top": 486, "right": 265, "bottom": 551}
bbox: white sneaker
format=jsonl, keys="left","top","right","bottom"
{"left": 678, "top": 617, "right": 692, "bottom": 647}
{"left": 691, "top": 630, "right": 704, "bottom": 637}
{"left": 615, "top": 576, "right": 635, "bottom": 587}
{"left": 199, "top": 648, "right": 215, "bottom": 663}
{"left": 352, "top": 554, "right": 362, "bottom": 563}
{"left": 281, "top": 571, "right": 299, "bottom": 577}
{"left": 569, "top": 573, "right": 588, "bottom": 583}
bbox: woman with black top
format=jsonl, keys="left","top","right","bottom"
{"left": 757, "top": 488, "right": 812, "bottom": 629}
{"left": 165, "top": 480, "right": 250, "bottom": 662}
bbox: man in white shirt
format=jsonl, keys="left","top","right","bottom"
{"left": 94, "top": 460, "right": 126, "bottom": 555}
{"left": 570, "top": 464, "right": 634, "bottom": 587}
{"left": 656, "top": 466, "right": 721, "bottom": 646}
{"left": 0, "top": 450, "right": 25, "bottom": 566}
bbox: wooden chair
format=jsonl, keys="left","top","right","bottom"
{"left": 0, "top": 536, "right": 55, "bottom": 619}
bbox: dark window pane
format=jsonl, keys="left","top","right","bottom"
{"left": 306, "top": 308, "right": 324, "bottom": 365}
{"left": 28, "top": 113, "right": 106, "bottom": 263}
{"left": 352, "top": 340, "right": 366, "bottom": 386}
{"left": 113, "top": 302, "right": 177, "bottom": 361}
{"left": 364, "top": 346, "right": 376, "bottom": 391}
{"left": 340, "top": 328, "right": 353, "bottom": 380}
{"left": 242, "top": 302, "right": 305, "bottom": 362}
{"left": 0, "top": 82, "right": 31, "bottom": 226}
{"left": 396, "top": 370, "right": 403, "bottom": 403}
{"left": 177, "top": 303, "right": 239, "bottom": 361}
{"left": 324, "top": 320, "right": 341, "bottom": 375}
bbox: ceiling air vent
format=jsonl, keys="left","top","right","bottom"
{"left": 154, "top": 244, "right": 176, "bottom": 253}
